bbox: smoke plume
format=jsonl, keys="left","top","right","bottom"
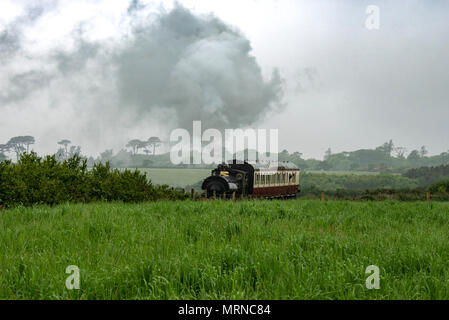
{"left": 0, "top": 1, "right": 284, "bottom": 155}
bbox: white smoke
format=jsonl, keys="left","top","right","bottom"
{"left": 0, "top": 1, "right": 284, "bottom": 156}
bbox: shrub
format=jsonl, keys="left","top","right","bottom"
{"left": 0, "top": 153, "right": 188, "bottom": 208}
{"left": 429, "top": 180, "right": 449, "bottom": 194}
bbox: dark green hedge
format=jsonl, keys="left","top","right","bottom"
{"left": 300, "top": 187, "right": 449, "bottom": 201}
{"left": 0, "top": 153, "right": 187, "bottom": 208}
{"left": 429, "top": 180, "right": 449, "bottom": 194}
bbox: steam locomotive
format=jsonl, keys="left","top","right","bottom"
{"left": 202, "top": 160, "right": 300, "bottom": 199}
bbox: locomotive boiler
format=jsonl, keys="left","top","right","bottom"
{"left": 202, "top": 160, "right": 300, "bottom": 199}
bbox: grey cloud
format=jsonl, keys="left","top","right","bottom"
{"left": 1, "top": 2, "right": 283, "bottom": 132}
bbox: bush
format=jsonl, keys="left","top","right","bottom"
{"left": 429, "top": 180, "right": 449, "bottom": 194}
{"left": 0, "top": 153, "right": 188, "bottom": 208}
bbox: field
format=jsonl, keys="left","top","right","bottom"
{"left": 128, "top": 168, "right": 382, "bottom": 188}
{"left": 129, "top": 168, "right": 211, "bottom": 188}
{"left": 1, "top": 200, "right": 449, "bottom": 299}
{"left": 306, "top": 170, "right": 383, "bottom": 175}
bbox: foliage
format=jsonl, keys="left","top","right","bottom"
{"left": 429, "top": 180, "right": 449, "bottom": 194}
{"left": 300, "top": 172, "right": 418, "bottom": 193}
{"left": 403, "top": 165, "right": 449, "bottom": 187}
{"left": 0, "top": 153, "right": 187, "bottom": 208}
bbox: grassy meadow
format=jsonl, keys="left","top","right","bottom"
{"left": 127, "top": 168, "right": 211, "bottom": 188}
{"left": 1, "top": 200, "right": 449, "bottom": 299}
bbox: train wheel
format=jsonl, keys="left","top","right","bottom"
{"left": 205, "top": 180, "right": 226, "bottom": 199}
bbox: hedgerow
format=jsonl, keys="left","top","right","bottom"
{"left": 429, "top": 180, "right": 449, "bottom": 194}
{"left": 0, "top": 153, "right": 187, "bottom": 208}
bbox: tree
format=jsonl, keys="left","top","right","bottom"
{"left": 126, "top": 139, "right": 145, "bottom": 156}
{"left": 7, "top": 136, "right": 34, "bottom": 161}
{"left": 317, "top": 160, "right": 332, "bottom": 171}
{"left": 407, "top": 150, "right": 420, "bottom": 162}
{"left": 377, "top": 140, "right": 394, "bottom": 157}
{"left": 420, "top": 146, "right": 428, "bottom": 158}
{"left": 67, "top": 146, "right": 81, "bottom": 158}
{"left": 394, "top": 146, "right": 407, "bottom": 159}
{"left": 55, "top": 148, "right": 66, "bottom": 162}
{"left": 147, "top": 137, "right": 162, "bottom": 156}
{"left": 58, "top": 140, "right": 71, "bottom": 158}
{"left": 24, "top": 136, "right": 35, "bottom": 153}
{"left": 324, "top": 148, "right": 332, "bottom": 161}
{"left": 0, "top": 144, "right": 10, "bottom": 161}
{"left": 100, "top": 149, "right": 114, "bottom": 162}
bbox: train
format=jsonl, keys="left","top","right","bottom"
{"left": 201, "top": 160, "right": 300, "bottom": 199}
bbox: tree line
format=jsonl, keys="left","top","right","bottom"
{"left": 2, "top": 137, "right": 449, "bottom": 174}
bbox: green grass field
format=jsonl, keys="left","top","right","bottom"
{"left": 1, "top": 200, "right": 449, "bottom": 299}
{"left": 130, "top": 168, "right": 211, "bottom": 188}
{"left": 306, "top": 170, "right": 383, "bottom": 175}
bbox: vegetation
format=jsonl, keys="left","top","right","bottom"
{"left": 300, "top": 172, "right": 418, "bottom": 194}
{"left": 0, "top": 153, "right": 187, "bottom": 208}
{"left": 403, "top": 165, "right": 449, "bottom": 187}
{"left": 1, "top": 200, "right": 449, "bottom": 299}
{"left": 1, "top": 136, "right": 448, "bottom": 174}
{"left": 429, "top": 180, "right": 449, "bottom": 194}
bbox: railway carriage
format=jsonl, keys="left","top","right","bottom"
{"left": 202, "top": 160, "right": 300, "bottom": 199}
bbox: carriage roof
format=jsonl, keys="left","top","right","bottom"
{"left": 227, "top": 160, "right": 299, "bottom": 171}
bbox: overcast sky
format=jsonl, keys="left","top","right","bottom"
{"left": 1, "top": 0, "right": 448, "bottom": 159}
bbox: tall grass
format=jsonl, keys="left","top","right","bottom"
{"left": 1, "top": 200, "right": 449, "bottom": 299}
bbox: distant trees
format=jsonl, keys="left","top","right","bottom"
{"left": 0, "top": 144, "right": 10, "bottom": 161}
{"left": 407, "top": 150, "right": 420, "bottom": 162}
{"left": 377, "top": 140, "right": 394, "bottom": 157}
{"left": 420, "top": 146, "right": 428, "bottom": 158}
{"left": 100, "top": 149, "right": 114, "bottom": 163}
{"left": 404, "top": 165, "right": 449, "bottom": 187}
{"left": 56, "top": 139, "right": 81, "bottom": 161}
{"left": 394, "top": 147, "right": 407, "bottom": 159}
{"left": 3, "top": 136, "right": 35, "bottom": 160}
{"left": 147, "top": 136, "right": 162, "bottom": 155}
{"left": 324, "top": 148, "right": 332, "bottom": 161}
{"left": 58, "top": 140, "right": 71, "bottom": 154}
{"left": 126, "top": 139, "right": 145, "bottom": 156}
{"left": 126, "top": 137, "right": 162, "bottom": 156}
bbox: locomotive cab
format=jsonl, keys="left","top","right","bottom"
{"left": 201, "top": 163, "right": 247, "bottom": 198}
